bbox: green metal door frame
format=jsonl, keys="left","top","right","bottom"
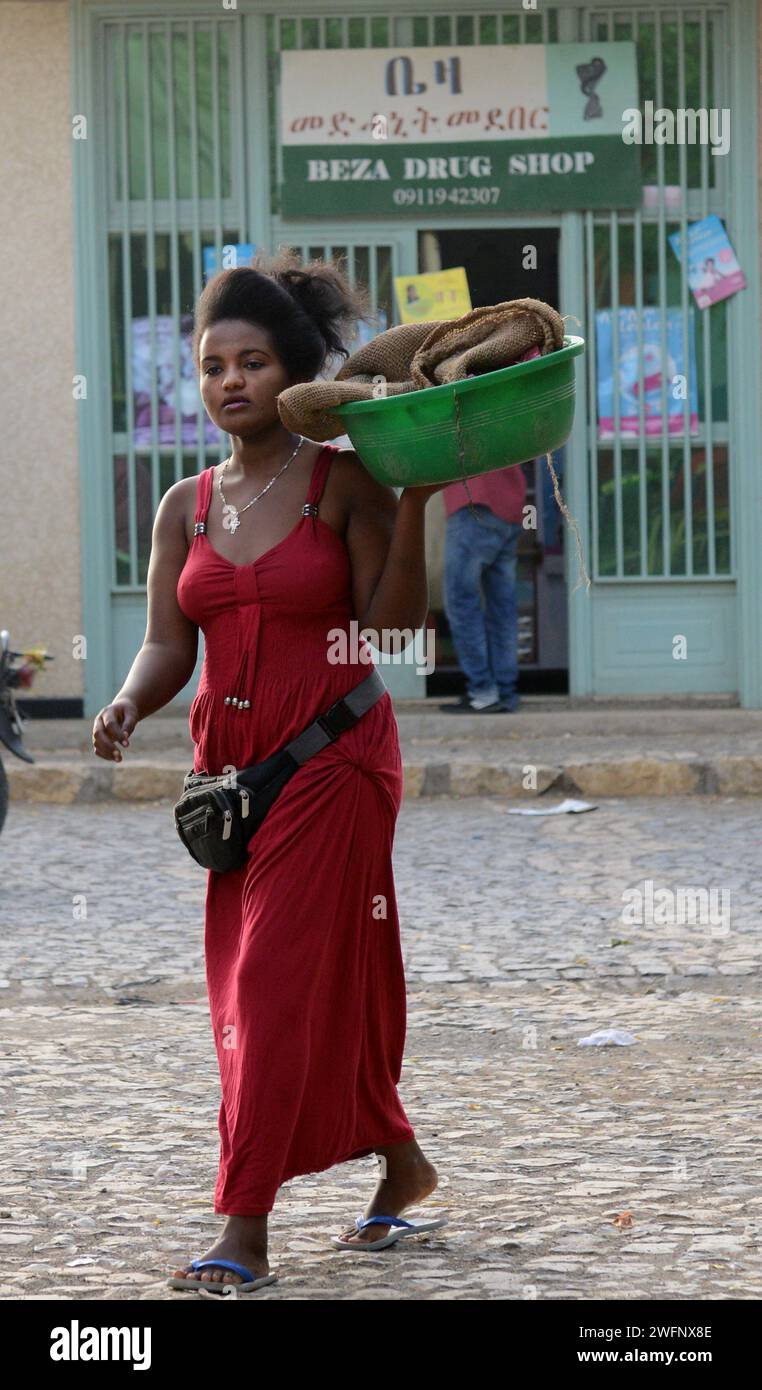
{"left": 72, "top": 0, "right": 115, "bottom": 720}
{"left": 725, "top": 0, "right": 762, "bottom": 706}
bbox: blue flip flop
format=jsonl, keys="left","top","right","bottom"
{"left": 168, "top": 1258, "right": 278, "bottom": 1293}
{"left": 331, "top": 1212, "right": 448, "bottom": 1252}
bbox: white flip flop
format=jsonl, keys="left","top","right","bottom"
{"left": 331, "top": 1212, "right": 448, "bottom": 1252}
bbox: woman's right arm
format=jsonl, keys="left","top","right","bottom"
{"left": 92, "top": 479, "right": 198, "bottom": 762}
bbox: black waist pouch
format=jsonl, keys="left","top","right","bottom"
{"left": 173, "top": 749, "right": 300, "bottom": 873}
{"left": 173, "top": 668, "right": 387, "bottom": 873}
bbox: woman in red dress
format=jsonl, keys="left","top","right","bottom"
{"left": 91, "top": 250, "right": 446, "bottom": 1291}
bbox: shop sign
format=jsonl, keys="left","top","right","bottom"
{"left": 280, "top": 41, "right": 641, "bottom": 216}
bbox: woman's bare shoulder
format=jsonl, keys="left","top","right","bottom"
{"left": 328, "top": 447, "right": 398, "bottom": 511}
{"left": 154, "top": 473, "right": 204, "bottom": 547}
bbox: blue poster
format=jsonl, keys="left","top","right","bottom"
{"left": 669, "top": 214, "right": 746, "bottom": 309}
{"left": 595, "top": 307, "right": 699, "bottom": 440}
{"left": 203, "top": 243, "right": 257, "bottom": 282}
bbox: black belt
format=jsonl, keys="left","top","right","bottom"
{"left": 284, "top": 666, "right": 388, "bottom": 765}
{"left": 174, "top": 667, "right": 389, "bottom": 873}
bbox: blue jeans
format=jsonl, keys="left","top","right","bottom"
{"left": 443, "top": 504, "right": 522, "bottom": 706}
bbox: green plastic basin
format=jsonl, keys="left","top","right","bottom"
{"left": 335, "top": 334, "right": 585, "bottom": 488}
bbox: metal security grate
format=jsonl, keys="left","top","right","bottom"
{"left": 105, "top": 15, "right": 246, "bottom": 588}
{"left": 100, "top": 3, "right": 734, "bottom": 592}
{"left": 581, "top": 5, "right": 732, "bottom": 580}
{"left": 268, "top": 8, "right": 559, "bottom": 48}
{"left": 104, "top": 11, "right": 435, "bottom": 590}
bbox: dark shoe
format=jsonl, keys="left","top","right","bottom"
{"left": 498, "top": 695, "right": 521, "bottom": 712}
{"left": 438, "top": 697, "right": 504, "bottom": 714}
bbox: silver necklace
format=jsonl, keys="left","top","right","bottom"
{"left": 217, "top": 435, "right": 306, "bottom": 535}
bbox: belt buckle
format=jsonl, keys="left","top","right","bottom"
{"left": 316, "top": 699, "right": 357, "bottom": 740}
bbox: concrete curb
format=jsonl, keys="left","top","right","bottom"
{"left": 7, "top": 752, "right": 762, "bottom": 803}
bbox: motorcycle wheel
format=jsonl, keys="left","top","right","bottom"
{"left": 0, "top": 756, "right": 8, "bottom": 834}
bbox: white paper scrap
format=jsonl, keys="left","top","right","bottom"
{"left": 578, "top": 1029, "right": 637, "bottom": 1047}
{"left": 507, "top": 798, "right": 597, "bottom": 816}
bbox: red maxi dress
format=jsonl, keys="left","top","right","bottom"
{"left": 176, "top": 443, "right": 416, "bottom": 1215}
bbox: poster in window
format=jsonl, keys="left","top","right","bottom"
{"left": 595, "top": 308, "right": 699, "bottom": 441}
{"left": 668, "top": 215, "right": 746, "bottom": 310}
{"left": 132, "top": 313, "right": 221, "bottom": 448}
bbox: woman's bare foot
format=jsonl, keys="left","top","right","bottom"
{"left": 173, "top": 1213, "right": 269, "bottom": 1286}
{"left": 336, "top": 1139, "right": 439, "bottom": 1246}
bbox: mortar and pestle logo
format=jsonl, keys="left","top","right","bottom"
{"left": 575, "top": 57, "right": 607, "bottom": 120}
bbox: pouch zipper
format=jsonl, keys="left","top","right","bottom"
{"left": 179, "top": 805, "right": 212, "bottom": 830}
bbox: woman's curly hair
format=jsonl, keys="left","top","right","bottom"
{"left": 191, "top": 246, "right": 377, "bottom": 383}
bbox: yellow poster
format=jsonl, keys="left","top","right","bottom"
{"left": 394, "top": 267, "right": 472, "bottom": 323}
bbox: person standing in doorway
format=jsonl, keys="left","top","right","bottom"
{"left": 439, "top": 462, "right": 527, "bottom": 714}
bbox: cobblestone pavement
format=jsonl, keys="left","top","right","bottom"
{"left": 1, "top": 795, "right": 760, "bottom": 1301}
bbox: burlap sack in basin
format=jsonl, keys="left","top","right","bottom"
{"left": 277, "top": 297, "right": 566, "bottom": 442}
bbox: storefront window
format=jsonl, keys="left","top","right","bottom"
{"left": 595, "top": 444, "right": 730, "bottom": 580}
{"left": 589, "top": 184, "right": 731, "bottom": 580}
{"left": 110, "top": 23, "right": 234, "bottom": 204}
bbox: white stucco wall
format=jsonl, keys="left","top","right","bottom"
{"left": 0, "top": 1, "right": 81, "bottom": 701}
